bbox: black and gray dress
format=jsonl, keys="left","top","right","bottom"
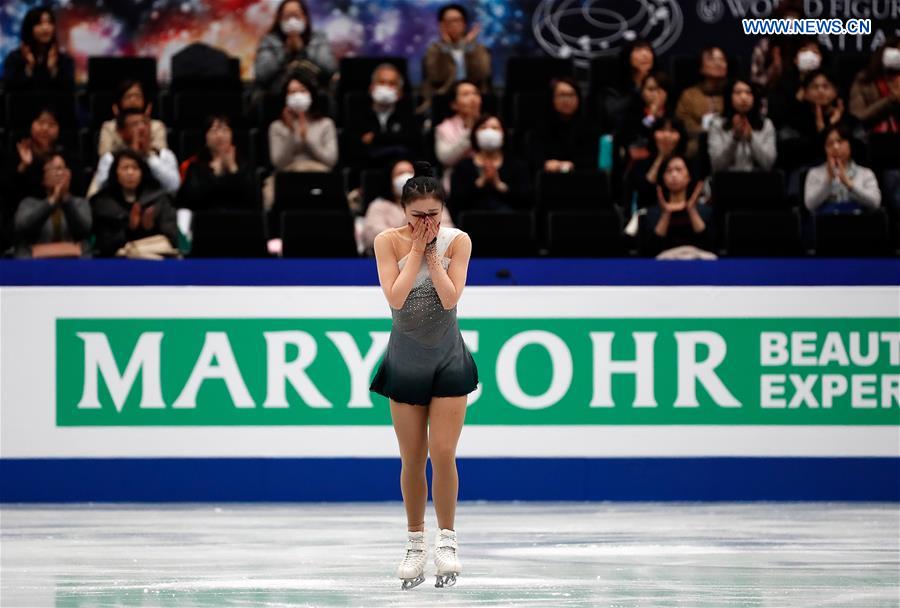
{"left": 369, "top": 226, "right": 479, "bottom": 406}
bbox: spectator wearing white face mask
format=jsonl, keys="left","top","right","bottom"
{"left": 435, "top": 79, "right": 482, "bottom": 192}
{"left": 264, "top": 74, "right": 338, "bottom": 207}
{"left": 359, "top": 159, "right": 454, "bottom": 255}
{"left": 767, "top": 36, "right": 829, "bottom": 126}
{"left": 254, "top": 0, "right": 336, "bottom": 95}
{"left": 269, "top": 75, "right": 337, "bottom": 171}
{"left": 850, "top": 36, "right": 900, "bottom": 134}
{"left": 449, "top": 114, "right": 531, "bottom": 222}
{"left": 347, "top": 63, "right": 420, "bottom": 168}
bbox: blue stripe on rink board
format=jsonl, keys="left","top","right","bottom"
{"left": 0, "top": 258, "right": 898, "bottom": 286}
{"left": 1, "top": 458, "right": 897, "bottom": 502}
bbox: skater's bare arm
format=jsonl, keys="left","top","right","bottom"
{"left": 430, "top": 232, "right": 471, "bottom": 310}
{"left": 374, "top": 231, "right": 424, "bottom": 310}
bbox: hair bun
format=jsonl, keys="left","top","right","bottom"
{"left": 413, "top": 161, "right": 433, "bottom": 178}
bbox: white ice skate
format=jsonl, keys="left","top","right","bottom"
{"left": 433, "top": 528, "right": 461, "bottom": 588}
{"left": 396, "top": 530, "right": 427, "bottom": 590}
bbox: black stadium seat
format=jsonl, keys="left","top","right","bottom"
{"left": 504, "top": 57, "right": 573, "bottom": 120}
{"left": 172, "top": 92, "right": 244, "bottom": 128}
{"left": 359, "top": 169, "right": 390, "bottom": 208}
{"left": 711, "top": 171, "right": 786, "bottom": 211}
{"left": 511, "top": 91, "right": 546, "bottom": 133}
{"left": 274, "top": 172, "right": 345, "bottom": 210}
{"left": 536, "top": 171, "right": 611, "bottom": 211}
{"left": 505, "top": 57, "right": 574, "bottom": 96}
{"left": 87, "top": 57, "right": 157, "bottom": 95}
{"left": 547, "top": 209, "right": 626, "bottom": 257}
{"left": 281, "top": 211, "right": 357, "bottom": 257}
{"left": 815, "top": 210, "right": 891, "bottom": 257}
{"left": 190, "top": 210, "right": 268, "bottom": 258}
{"left": 5, "top": 91, "right": 76, "bottom": 128}
{"left": 458, "top": 210, "right": 538, "bottom": 257}
{"left": 868, "top": 133, "right": 900, "bottom": 174}
{"left": 725, "top": 209, "right": 803, "bottom": 256}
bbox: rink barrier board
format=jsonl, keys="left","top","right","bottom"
{"left": 2, "top": 457, "right": 898, "bottom": 502}
{"left": 1, "top": 258, "right": 898, "bottom": 286}
{"left": 1, "top": 259, "right": 898, "bottom": 501}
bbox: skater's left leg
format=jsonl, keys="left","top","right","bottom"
{"left": 390, "top": 400, "right": 429, "bottom": 532}
{"left": 427, "top": 395, "right": 467, "bottom": 530}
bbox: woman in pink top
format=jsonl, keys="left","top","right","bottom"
{"left": 434, "top": 80, "right": 482, "bottom": 193}
{"left": 360, "top": 159, "right": 454, "bottom": 255}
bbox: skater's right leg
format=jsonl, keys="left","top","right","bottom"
{"left": 390, "top": 400, "right": 429, "bottom": 532}
{"left": 391, "top": 400, "right": 430, "bottom": 589}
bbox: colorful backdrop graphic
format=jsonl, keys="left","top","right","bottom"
{"left": 2, "top": 0, "right": 897, "bottom": 83}
{"left": 0, "top": 0, "right": 538, "bottom": 82}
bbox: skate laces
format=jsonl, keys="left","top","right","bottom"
{"left": 402, "top": 548, "right": 424, "bottom": 565}
{"left": 402, "top": 532, "right": 426, "bottom": 565}
{"left": 435, "top": 529, "right": 457, "bottom": 555}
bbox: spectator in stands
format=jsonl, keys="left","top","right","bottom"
{"left": 420, "top": 3, "right": 492, "bottom": 113}
{"left": 176, "top": 115, "right": 257, "bottom": 211}
{"left": 780, "top": 69, "right": 850, "bottom": 168}
{"left": 98, "top": 80, "right": 167, "bottom": 156}
{"left": 623, "top": 117, "right": 687, "bottom": 210}
{"left": 530, "top": 77, "right": 598, "bottom": 174}
{"left": 617, "top": 71, "right": 674, "bottom": 161}
{"left": 601, "top": 39, "right": 656, "bottom": 131}
{"left": 2, "top": 107, "right": 84, "bottom": 249}
{"left": 449, "top": 114, "right": 530, "bottom": 221}
{"left": 804, "top": 123, "right": 881, "bottom": 213}
{"left": 5, "top": 107, "right": 63, "bottom": 205}
{"left": 360, "top": 159, "right": 455, "bottom": 255}
{"left": 254, "top": 0, "right": 336, "bottom": 94}
{"left": 849, "top": 37, "right": 900, "bottom": 133}
{"left": 88, "top": 109, "right": 180, "bottom": 197}
{"left": 642, "top": 155, "right": 711, "bottom": 255}
{"left": 675, "top": 46, "right": 729, "bottom": 158}
{"left": 766, "top": 37, "right": 830, "bottom": 126}
{"left": 882, "top": 170, "right": 900, "bottom": 216}
{"left": 435, "top": 80, "right": 482, "bottom": 191}
{"left": 347, "top": 63, "right": 419, "bottom": 167}
{"left": 13, "top": 153, "right": 91, "bottom": 258}
{"left": 708, "top": 79, "right": 776, "bottom": 172}
{"left": 2, "top": 6, "right": 74, "bottom": 92}
{"left": 750, "top": 0, "right": 804, "bottom": 94}
{"left": 268, "top": 74, "right": 337, "bottom": 172}
{"left": 91, "top": 149, "right": 179, "bottom": 257}
{"left": 264, "top": 74, "right": 338, "bottom": 207}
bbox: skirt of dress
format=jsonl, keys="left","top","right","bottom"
{"left": 369, "top": 326, "right": 479, "bottom": 406}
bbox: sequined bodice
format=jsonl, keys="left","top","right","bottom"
{"left": 392, "top": 227, "right": 462, "bottom": 347}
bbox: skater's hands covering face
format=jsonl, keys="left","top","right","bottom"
{"left": 410, "top": 215, "right": 439, "bottom": 254}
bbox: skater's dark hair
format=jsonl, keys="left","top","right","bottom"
{"left": 400, "top": 161, "right": 444, "bottom": 207}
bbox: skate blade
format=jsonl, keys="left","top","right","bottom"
{"left": 400, "top": 574, "right": 425, "bottom": 590}
{"left": 434, "top": 573, "right": 458, "bottom": 588}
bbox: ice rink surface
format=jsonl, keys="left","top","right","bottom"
{"left": 2, "top": 501, "right": 898, "bottom": 607}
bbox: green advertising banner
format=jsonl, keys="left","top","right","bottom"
{"left": 56, "top": 317, "right": 900, "bottom": 426}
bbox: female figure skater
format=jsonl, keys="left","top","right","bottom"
{"left": 369, "top": 161, "right": 478, "bottom": 590}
